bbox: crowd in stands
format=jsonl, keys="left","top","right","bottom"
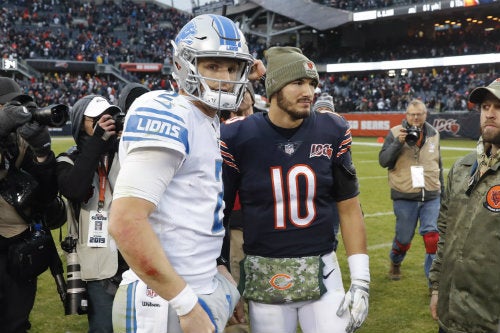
{"left": 315, "top": 29, "right": 500, "bottom": 64}
{"left": 0, "top": 0, "right": 498, "bottom": 112}
{"left": 318, "top": 67, "right": 498, "bottom": 113}
{"left": 1, "top": 0, "right": 191, "bottom": 64}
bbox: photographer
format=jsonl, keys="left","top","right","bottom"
{"left": 379, "top": 99, "right": 443, "bottom": 291}
{"left": 56, "top": 94, "right": 127, "bottom": 333}
{"left": 0, "top": 77, "right": 61, "bottom": 333}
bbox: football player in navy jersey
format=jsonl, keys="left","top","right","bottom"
{"left": 221, "top": 47, "right": 370, "bottom": 333}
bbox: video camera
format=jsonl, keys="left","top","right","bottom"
{"left": 31, "top": 104, "right": 69, "bottom": 128}
{"left": 402, "top": 120, "right": 421, "bottom": 146}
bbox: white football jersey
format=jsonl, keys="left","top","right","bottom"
{"left": 118, "top": 90, "right": 224, "bottom": 294}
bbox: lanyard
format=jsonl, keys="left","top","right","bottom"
{"left": 97, "top": 154, "right": 109, "bottom": 211}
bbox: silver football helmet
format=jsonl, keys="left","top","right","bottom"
{"left": 172, "top": 14, "right": 254, "bottom": 111}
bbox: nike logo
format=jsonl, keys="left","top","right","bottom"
{"left": 323, "top": 268, "right": 335, "bottom": 280}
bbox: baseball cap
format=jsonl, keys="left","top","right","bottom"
{"left": 469, "top": 78, "right": 500, "bottom": 104}
{"left": 83, "top": 95, "right": 121, "bottom": 117}
{"left": 0, "top": 77, "right": 32, "bottom": 104}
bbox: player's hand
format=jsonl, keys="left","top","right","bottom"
{"left": 248, "top": 59, "right": 266, "bottom": 81}
{"left": 228, "top": 298, "right": 246, "bottom": 325}
{"left": 430, "top": 292, "right": 439, "bottom": 320}
{"left": 179, "top": 303, "right": 215, "bottom": 333}
{"left": 216, "top": 265, "right": 246, "bottom": 324}
{"left": 0, "top": 101, "right": 32, "bottom": 136}
{"left": 336, "top": 279, "right": 370, "bottom": 333}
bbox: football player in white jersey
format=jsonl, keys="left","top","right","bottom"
{"left": 108, "top": 14, "right": 265, "bottom": 333}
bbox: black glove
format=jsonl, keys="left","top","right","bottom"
{"left": 0, "top": 101, "right": 32, "bottom": 136}
{"left": 92, "top": 123, "right": 115, "bottom": 153}
{"left": 18, "top": 121, "right": 52, "bottom": 157}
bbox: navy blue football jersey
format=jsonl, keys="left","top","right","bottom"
{"left": 221, "top": 111, "right": 359, "bottom": 257}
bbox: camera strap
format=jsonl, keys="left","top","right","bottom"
{"left": 97, "top": 153, "right": 109, "bottom": 211}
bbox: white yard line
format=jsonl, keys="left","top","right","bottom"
{"left": 364, "top": 211, "right": 393, "bottom": 218}
{"left": 353, "top": 141, "right": 474, "bottom": 151}
{"left": 368, "top": 243, "right": 392, "bottom": 250}
{"left": 358, "top": 175, "right": 387, "bottom": 180}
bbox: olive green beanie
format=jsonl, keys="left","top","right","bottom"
{"left": 264, "top": 46, "right": 319, "bottom": 99}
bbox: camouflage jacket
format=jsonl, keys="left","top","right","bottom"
{"left": 429, "top": 151, "right": 500, "bottom": 332}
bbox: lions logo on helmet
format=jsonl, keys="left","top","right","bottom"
{"left": 171, "top": 14, "right": 254, "bottom": 111}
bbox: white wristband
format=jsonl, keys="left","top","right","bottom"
{"left": 348, "top": 253, "right": 370, "bottom": 282}
{"left": 169, "top": 285, "right": 198, "bottom": 317}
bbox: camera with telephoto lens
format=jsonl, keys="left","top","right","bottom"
{"left": 402, "top": 120, "right": 421, "bottom": 146}
{"left": 61, "top": 236, "right": 88, "bottom": 315}
{"left": 30, "top": 104, "right": 69, "bottom": 128}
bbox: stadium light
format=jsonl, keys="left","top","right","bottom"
{"left": 326, "top": 53, "right": 500, "bottom": 73}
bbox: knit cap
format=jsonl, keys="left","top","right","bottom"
{"left": 264, "top": 46, "right": 319, "bottom": 99}
{"left": 469, "top": 78, "right": 500, "bottom": 104}
{"left": 313, "top": 93, "right": 335, "bottom": 112}
{"left": 0, "top": 77, "right": 32, "bottom": 104}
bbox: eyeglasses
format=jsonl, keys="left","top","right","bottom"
{"left": 407, "top": 113, "right": 425, "bottom": 118}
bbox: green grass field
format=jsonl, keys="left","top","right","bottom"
{"left": 30, "top": 136, "right": 477, "bottom": 333}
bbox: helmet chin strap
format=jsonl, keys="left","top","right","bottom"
{"left": 201, "top": 89, "right": 238, "bottom": 110}
{"left": 195, "top": 75, "right": 244, "bottom": 111}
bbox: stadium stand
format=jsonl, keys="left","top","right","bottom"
{"left": 0, "top": 0, "right": 498, "bottom": 114}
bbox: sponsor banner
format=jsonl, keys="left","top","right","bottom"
{"left": 343, "top": 113, "right": 405, "bottom": 137}
{"left": 52, "top": 112, "right": 480, "bottom": 139}
{"left": 428, "top": 112, "right": 480, "bottom": 140}
{"left": 26, "top": 59, "right": 95, "bottom": 72}
{"left": 342, "top": 112, "right": 480, "bottom": 139}
{"left": 119, "top": 63, "right": 163, "bottom": 72}
{"left": 49, "top": 122, "right": 71, "bottom": 136}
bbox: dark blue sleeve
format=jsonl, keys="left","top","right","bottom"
{"left": 331, "top": 117, "right": 360, "bottom": 201}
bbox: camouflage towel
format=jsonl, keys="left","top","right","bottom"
{"left": 238, "top": 255, "right": 326, "bottom": 304}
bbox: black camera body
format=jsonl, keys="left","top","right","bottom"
{"left": 402, "top": 120, "right": 421, "bottom": 146}
{"left": 61, "top": 236, "right": 88, "bottom": 315}
{"left": 112, "top": 111, "right": 126, "bottom": 132}
{"left": 94, "top": 108, "right": 125, "bottom": 132}
{"left": 31, "top": 104, "right": 69, "bottom": 128}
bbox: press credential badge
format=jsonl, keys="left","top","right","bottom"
{"left": 87, "top": 210, "right": 109, "bottom": 247}
{"left": 410, "top": 165, "right": 425, "bottom": 188}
